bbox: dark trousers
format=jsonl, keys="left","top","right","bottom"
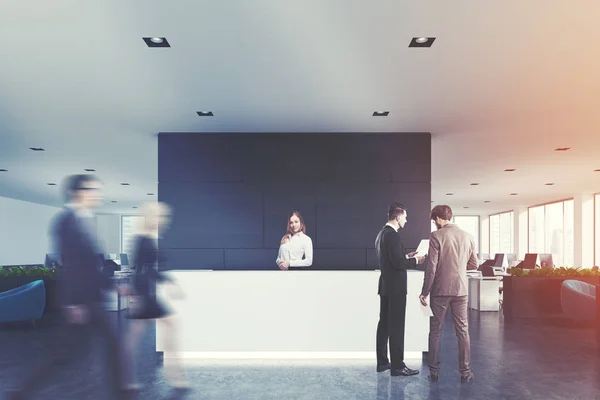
{"left": 14, "top": 305, "right": 124, "bottom": 398}
{"left": 376, "top": 294, "right": 407, "bottom": 370}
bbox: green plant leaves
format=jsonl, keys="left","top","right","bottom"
{"left": 510, "top": 266, "right": 600, "bottom": 277}
{"left": 0, "top": 266, "right": 62, "bottom": 278}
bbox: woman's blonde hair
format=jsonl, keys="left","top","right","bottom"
{"left": 137, "top": 202, "right": 172, "bottom": 237}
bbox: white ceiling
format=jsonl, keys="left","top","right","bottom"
{"left": 1, "top": 0, "right": 599, "bottom": 215}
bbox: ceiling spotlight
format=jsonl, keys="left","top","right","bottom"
{"left": 111, "top": 200, "right": 117, "bottom": 203}
{"left": 47, "top": 183, "right": 56, "bottom": 186}
{"left": 504, "top": 169, "right": 516, "bottom": 172}
{"left": 470, "top": 183, "right": 479, "bottom": 186}
{"left": 510, "top": 193, "right": 518, "bottom": 196}
{"left": 554, "top": 147, "right": 571, "bottom": 151}
{"left": 147, "top": 193, "right": 154, "bottom": 196}
{"left": 409, "top": 37, "right": 436, "bottom": 48}
{"left": 446, "top": 193, "right": 454, "bottom": 196}
{"left": 196, "top": 111, "right": 214, "bottom": 117}
{"left": 545, "top": 183, "right": 555, "bottom": 186}
{"left": 29, "top": 147, "right": 45, "bottom": 151}
{"left": 84, "top": 168, "right": 96, "bottom": 172}
{"left": 143, "top": 37, "right": 170, "bottom": 48}
{"left": 463, "top": 206, "right": 470, "bottom": 209}
{"left": 121, "top": 183, "right": 130, "bottom": 186}
{"left": 372, "top": 111, "right": 389, "bottom": 117}
{"left": 484, "top": 201, "right": 491, "bottom": 203}
{"left": 132, "top": 206, "right": 138, "bottom": 209}
{"left": 0, "top": 169, "right": 6, "bottom": 172}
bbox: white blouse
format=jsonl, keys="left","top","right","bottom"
{"left": 276, "top": 232, "right": 313, "bottom": 268}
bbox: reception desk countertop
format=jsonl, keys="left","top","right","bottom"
{"left": 157, "top": 270, "right": 429, "bottom": 360}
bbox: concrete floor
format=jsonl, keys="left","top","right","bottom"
{"left": 1, "top": 310, "right": 599, "bottom": 399}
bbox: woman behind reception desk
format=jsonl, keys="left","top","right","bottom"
{"left": 276, "top": 210, "right": 313, "bottom": 270}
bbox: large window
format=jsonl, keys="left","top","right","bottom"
{"left": 528, "top": 199, "right": 574, "bottom": 267}
{"left": 595, "top": 194, "right": 600, "bottom": 267}
{"left": 452, "top": 216, "right": 480, "bottom": 255}
{"left": 489, "top": 211, "right": 514, "bottom": 256}
{"left": 121, "top": 215, "right": 144, "bottom": 258}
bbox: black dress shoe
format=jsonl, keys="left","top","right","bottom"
{"left": 377, "top": 363, "right": 391, "bottom": 372}
{"left": 391, "top": 366, "right": 419, "bottom": 376}
{"left": 461, "top": 373, "right": 474, "bottom": 383}
{"left": 428, "top": 373, "right": 439, "bottom": 382}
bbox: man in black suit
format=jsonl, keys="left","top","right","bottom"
{"left": 6, "top": 175, "right": 125, "bottom": 400}
{"left": 375, "top": 202, "right": 424, "bottom": 376}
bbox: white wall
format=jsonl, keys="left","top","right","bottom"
{"left": 96, "top": 214, "right": 121, "bottom": 256}
{"left": 0, "top": 197, "right": 60, "bottom": 266}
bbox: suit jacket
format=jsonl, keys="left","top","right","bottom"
{"left": 53, "top": 208, "right": 112, "bottom": 306}
{"left": 420, "top": 223, "right": 478, "bottom": 297}
{"left": 376, "top": 225, "right": 417, "bottom": 296}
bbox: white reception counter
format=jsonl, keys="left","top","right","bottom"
{"left": 156, "top": 270, "right": 429, "bottom": 360}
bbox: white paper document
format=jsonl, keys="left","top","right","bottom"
{"left": 420, "top": 300, "right": 434, "bottom": 317}
{"left": 414, "top": 239, "right": 430, "bottom": 257}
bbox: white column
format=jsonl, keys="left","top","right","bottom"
{"left": 480, "top": 215, "right": 489, "bottom": 255}
{"left": 514, "top": 207, "right": 528, "bottom": 261}
{"left": 573, "top": 194, "right": 594, "bottom": 268}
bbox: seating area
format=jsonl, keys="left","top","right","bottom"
{"left": 0, "top": 280, "right": 46, "bottom": 327}
{"left": 561, "top": 280, "right": 597, "bottom": 321}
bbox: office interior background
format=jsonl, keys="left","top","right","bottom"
{"left": 2, "top": 1, "right": 600, "bottom": 399}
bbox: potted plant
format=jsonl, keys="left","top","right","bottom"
{"left": 0, "top": 266, "right": 64, "bottom": 313}
{"left": 503, "top": 266, "right": 600, "bottom": 321}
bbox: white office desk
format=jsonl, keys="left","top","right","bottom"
{"left": 156, "top": 270, "right": 429, "bottom": 360}
{"left": 468, "top": 276, "right": 502, "bottom": 311}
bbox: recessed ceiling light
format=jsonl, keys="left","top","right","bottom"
{"left": 47, "top": 183, "right": 56, "bottom": 186}
{"left": 372, "top": 111, "right": 389, "bottom": 117}
{"left": 545, "top": 183, "right": 554, "bottom": 186}
{"left": 132, "top": 206, "right": 138, "bottom": 209}
{"left": 446, "top": 193, "right": 453, "bottom": 196}
{"left": 554, "top": 147, "right": 571, "bottom": 151}
{"left": 463, "top": 206, "right": 470, "bottom": 209}
{"left": 510, "top": 193, "right": 518, "bottom": 196}
{"left": 30, "top": 147, "right": 45, "bottom": 151}
{"left": 470, "top": 183, "right": 479, "bottom": 186}
{"left": 147, "top": 193, "right": 154, "bottom": 196}
{"left": 196, "top": 111, "right": 214, "bottom": 117}
{"left": 121, "top": 183, "right": 130, "bottom": 186}
{"left": 484, "top": 201, "right": 491, "bottom": 203}
{"left": 143, "top": 37, "right": 170, "bottom": 47}
{"left": 84, "top": 168, "right": 95, "bottom": 172}
{"left": 504, "top": 168, "right": 516, "bottom": 172}
{"left": 111, "top": 200, "right": 117, "bottom": 203}
{"left": 409, "top": 37, "right": 435, "bottom": 47}
{"left": 0, "top": 169, "right": 6, "bottom": 172}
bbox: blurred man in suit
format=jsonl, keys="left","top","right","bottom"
{"left": 375, "top": 202, "right": 425, "bottom": 376}
{"left": 6, "top": 175, "right": 125, "bottom": 400}
{"left": 419, "top": 205, "right": 478, "bottom": 383}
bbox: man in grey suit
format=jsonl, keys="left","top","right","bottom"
{"left": 419, "top": 205, "right": 478, "bottom": 383}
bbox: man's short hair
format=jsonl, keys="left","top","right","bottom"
{"left": 431, "top": 205, "right": 453, "bottom": 221}
{"left": 62, "top": 174, "right": 100, "bottom": 203}
{"left": 388, "top": 202, "right": 406, "bottom": 221}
